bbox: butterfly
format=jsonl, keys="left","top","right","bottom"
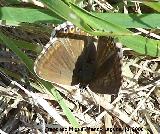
{"left": 34, "top": 22, "right": 122, "bottom": 94}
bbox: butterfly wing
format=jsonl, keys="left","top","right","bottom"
{"left": 34, "top": 36, "right": 85, "bottom": 85}
{"left": 72, "top": 38, "right": 97, "bottom": 87}
{"left": 89, "top": 37, "right": 122, "bottom": 94}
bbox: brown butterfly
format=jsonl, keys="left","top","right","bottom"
{"left": 34, "top": 22, "right": 122, "bottom": 94}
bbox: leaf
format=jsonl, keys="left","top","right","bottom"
{"left": 1, "top": 7, "right": 160, "bottom": 29}
{"left": 143, "top": 2, "right": 160, "bottom": 12}
{"left": 93, "top": 13, "right": 160, "bottom": 29}
{"left": 39, "top": 0, "right": 131, "bottom": 35}
{"left": 0, "top": 7, "right": 64, "bottom": 26}
{"left": 118, "top": 35, "right": 160, "bottom": 57}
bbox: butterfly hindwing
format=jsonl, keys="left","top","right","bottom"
{"left": 89, "top": 37, "right": 122, "bottom": 94}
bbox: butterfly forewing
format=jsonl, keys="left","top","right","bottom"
{"left": 35, "top": 39, "right": 83, "bottom": 85}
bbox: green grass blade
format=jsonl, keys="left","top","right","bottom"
{"left": 93, "top": 13, "right": 160, "bottom": 29}
{"left": 0, "top": 7, "right": 64, "bottom": 26}
{"left": 143, "top": 2, "right": 160, "bottom": 12}
{"left": 0, "top": 67, "right": 21, "bottom": 80}
{"left": 0, "top": 31, "right": 34, "bottom": 72}
{"left": 39, "top": 0, "right": 131, "bottom": 35}
{"left": 118, "top": 35, "right": 160, "bottom": 57}
{"left": 1, "top": 7, "right": 159, "bottom": 29}
{"left": 0, "top": 37, "right": 42, "bottom": 53}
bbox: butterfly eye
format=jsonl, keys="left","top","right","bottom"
{"left": 69, "top": 26, "right": 75, "bottom": 33}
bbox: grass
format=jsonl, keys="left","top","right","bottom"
{"left": 0, "top": 0, "right": 160, "bottom": 133}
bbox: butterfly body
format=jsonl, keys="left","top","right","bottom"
{"left": 34, "top": 22, "right": 122, "bottom": 94}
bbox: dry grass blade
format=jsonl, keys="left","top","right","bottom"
{"left": 0, "top": 129, "right": 7, "bottom": 134}
{"left": 130, "top": 86, "right": 156, "bottom": 118}
{"left": 13, "top": 81, "right": 70, "bottom": 127}
{"left": 145, "top": 112, "right": 159, "bottom": 134}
